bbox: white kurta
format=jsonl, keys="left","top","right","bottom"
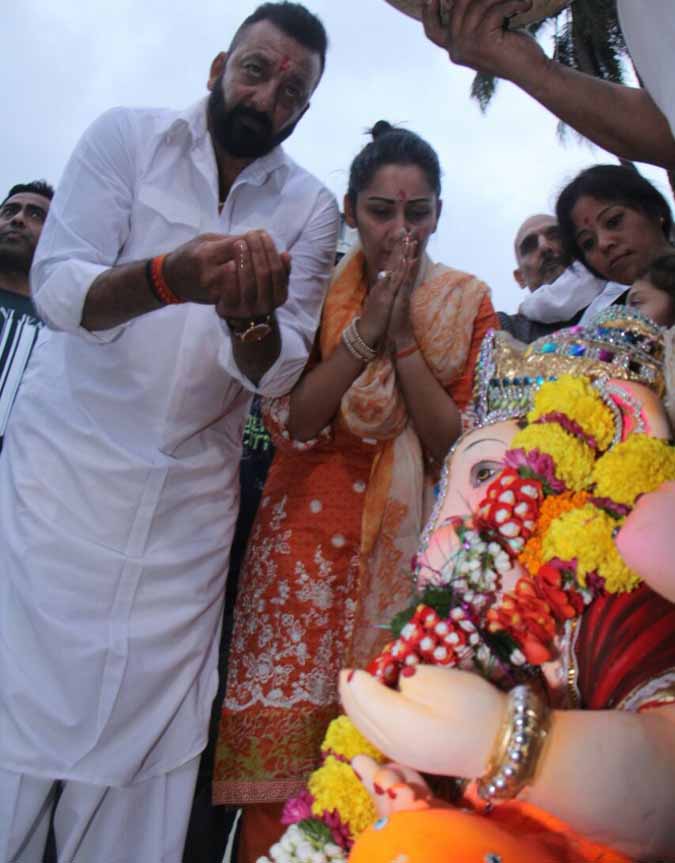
{"left": 0, "top": 99, "right": 339, "bottom": 787}
{"left": 618, "top": 0, "right": 675, "bottom": 135}
{"left": 518, "top": 264, "right": 606, "bottom": 324}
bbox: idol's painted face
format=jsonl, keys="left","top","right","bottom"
{"left": 440, "top": 421, "right": 519, "bottom": 521}
{"left": 415, "top": 421, "right": 518, "bottom": 586}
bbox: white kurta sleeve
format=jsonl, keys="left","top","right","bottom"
{"left": 219, "top": 185, "right": 339, "bottom": 397}
{"left": 30, "top": 107, "right": 139, "bottom": 343}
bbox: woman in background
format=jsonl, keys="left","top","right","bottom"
{"left": 556, "top": 163, "right": 673, "bottom": 321}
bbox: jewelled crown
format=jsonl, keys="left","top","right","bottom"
{"left": 470, "top": 307, "right": 665, "bottom": 428}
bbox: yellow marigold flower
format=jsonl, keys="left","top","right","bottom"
{"left": 518, "top": 491, "right": 589, "bottom": 576}
{"left": 542, "top": 504, "right": 641, "bottom": 593}
{"left": 528, "top": 375, "right": 615, "bottom": 451}
{"left": 308, "top": 756, "right": 376, "bottom": 837}
{"left": 321, "top": 716, "right": 385, "bottom": 764}
{"left": 511, "top": 424, "right": 595, "bottom": 492}
{"left": 593, "top": 434, "right": 675, "bottom": 506}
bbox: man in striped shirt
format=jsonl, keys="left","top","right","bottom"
{"left": 0, "top": 180, "right": 53, "bottom": 451}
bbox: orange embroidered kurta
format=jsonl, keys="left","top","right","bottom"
{"left": 213, "top": 253, "right": 498, "bottom": 805}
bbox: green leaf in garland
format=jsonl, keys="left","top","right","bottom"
{"left": 298, "top": 818, "right": 334, "bottom": 847}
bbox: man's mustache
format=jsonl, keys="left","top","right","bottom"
{"left": 0, "top": 228, "right": 29, "bottom": 242}
{"left": 539, "top": 253, "right": 563, "bottom": 274}
{"left": 230, "top": 106, "right": 273, "bottom": 135}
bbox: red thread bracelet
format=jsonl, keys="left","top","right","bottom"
{"left": 149, "top": 254, "right": 185, "bottom": 305}
{"left": 395, "top": 343, "right": 419, "bottom": 361}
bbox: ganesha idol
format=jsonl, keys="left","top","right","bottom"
{"left": 337, "top": 308, "right": 675, "bottom": 863}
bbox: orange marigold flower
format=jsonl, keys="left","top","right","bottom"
{"left": 518, "top": 491, "right": 590, "bottom": 576}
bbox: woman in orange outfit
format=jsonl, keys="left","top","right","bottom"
{"left": 212, "top": 122, "right": 498, "bottom": 861}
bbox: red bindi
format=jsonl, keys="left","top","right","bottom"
{"left": 279, "top": 56, "right": 291, "bottom": 72}
{"left": 397, "top": 190, "right": 408, "bottom": 202}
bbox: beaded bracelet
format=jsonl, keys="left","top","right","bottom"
{"left": 146, "top": 254, "right": 186, "bottom": 306}
{"left": 477, "top": 684, "right": 550, "bottom": 803}
{"left": 342, "top": 317, "right": 377, "bottom": 364}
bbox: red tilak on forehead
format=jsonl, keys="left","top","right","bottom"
{"left": 279, "top": 56, "right": 291, "bottom": 72}
{"left": 397, "top": 190, "right": 408, "bottom": 202}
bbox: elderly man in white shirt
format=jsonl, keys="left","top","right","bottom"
{"left": 418, "top": 0, "right": 675, "bottom": 170}
{"left": 0, "top": 4, "right": 338, "bottom": 862}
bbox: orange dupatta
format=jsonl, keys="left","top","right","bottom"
{"left": 320, "top": 247, "right": 489, "bottom": 664}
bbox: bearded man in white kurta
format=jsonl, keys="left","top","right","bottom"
{"left": 0, "top": 5, "right": 338, "bottom": 861}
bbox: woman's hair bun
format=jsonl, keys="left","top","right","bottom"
{"left": 370, "top": 120, "right": 394, "bottom": 141}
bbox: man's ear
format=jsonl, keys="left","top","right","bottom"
{"left": 343, "top": 195, "right": 357, "bottom": 229}
{"left": 207, "top": 52, "right": 227, "bottom": 90}
{"left": 514, "top": 268, "right": 528, "bottom": 290}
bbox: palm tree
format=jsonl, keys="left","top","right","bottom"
{"left": 470, "top": 0, "right": 675, "bottom": 194}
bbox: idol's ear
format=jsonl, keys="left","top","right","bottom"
{"left": 605, "top": 379, "right": 671, "bottom": 441}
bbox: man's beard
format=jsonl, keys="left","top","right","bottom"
{"left": 0, "top": 232, "right": 33, "bottom": 276}
{"left": 537, "top": 253, "right": 564, "bottom": 284}
{"left": 208, "top": 72, "right": 299, "bottom": 159}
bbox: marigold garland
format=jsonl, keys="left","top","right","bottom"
{"left": 528, "top": 375, "right": 615, "bottom": 451}
{"left": 510, "top": 423, "right": 595, "bottom": 491}
{"left": 518, "top": 491, "right": 590, "bottom": 576}
{"left": 308, "top": 756, "right": 377, "bottom": 838}
{"left": 593, "top": 434, "right": 675, "bottom": 506}
{"left": 542, "top": 504, "right": 640, "bottom": 593}
{"left": 321, "top": 715, "right": 385, "bottom": 764}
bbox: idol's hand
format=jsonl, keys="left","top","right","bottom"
{"left": 421, "top": 0, "right": 547, "bottom": 83}
{"left": 339, "top": 666, "right": 505, "bottom": 780}
{"left": 351, "top": 756, "right": 436, "bottom": 818}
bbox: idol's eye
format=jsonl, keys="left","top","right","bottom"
{"left": 470, "top": 460, "right": 502, "bottom": 488}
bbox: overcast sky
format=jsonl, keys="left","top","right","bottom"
{"left": 4, "top": 0, "right": 672, "bottom": 311}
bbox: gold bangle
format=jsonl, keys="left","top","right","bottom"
{"left": 342, "top": 317, "right": 377, "bottom": 364}
{"left": 477, "top": 684, "right": 549, "bottom": 803}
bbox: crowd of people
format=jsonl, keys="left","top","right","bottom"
{"left": 0, "top": 1, "right": 674, "bottom": 862}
